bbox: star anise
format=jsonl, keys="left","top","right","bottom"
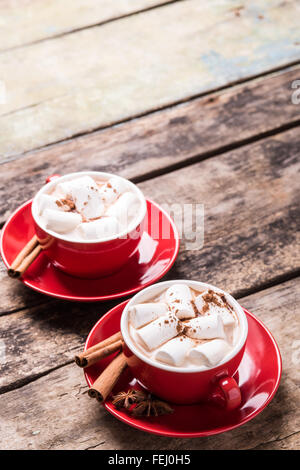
{"left": 132, "top": 397, "right": 173, "bottom": 417}
{"left": 112, "top": 389, "right": 173, "bottom": 417}
{"left": 112, "top": 389, "right": 147, "bottom": 409}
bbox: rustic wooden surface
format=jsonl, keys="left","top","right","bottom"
{"left": 0, "top": 0, "right": 172, "bottom": 51}
{"left": 0, "top": 0, "right": 299, "bottom": 450}
{"left": 1, "top": 279, "right": 299, "bottom": 450}
{"left": 1, "top": 0, "right": 300, "bottom": 159}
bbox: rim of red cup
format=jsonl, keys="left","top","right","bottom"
{"left": 84, "top": 302, "right": 282, "bottom": 438}
{"left": 31, "top": 171, "right": 147, "bottom": 244}
{"left": 120, "top": 280, "right": 248, "bottom": 373}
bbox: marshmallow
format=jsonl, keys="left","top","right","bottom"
{"left": 155, "top": 336, "right": 194, "bottom": 366}
{"left": 43, "top": 209, "right": 82, "bottom": 233}
{"left": 99, "top": 177, "right": 128, "bottom": 205}
{"left": 56, "top": 176, "right": 105, "bottom": 220}
{"left": 71, "top": 182, "right": 104, "bottom": 221}
{"left": 78, "top": 216, "right": 120, "bottom": 240}
{"left": 185, "top": 314, "right": 225, "bottom": 340}
{"left": 38, "top": 194, "right": 62, "bottom": 215}
{"left": 195, "top": 291, "right": 237, "bottom": 326}
{"left": 56, "top": 176, "right": 95, "bottom": 198}
{"left": 136, "top": 314, "right": 180, "bottom": 351}
{"left": 166, "top": 284, "right": 192, "bottom": 302}
{"left": 129, "top": 303, "right": 169, "bottom": 329}
{"left": 106, "top": 192, "right": 140, "bottom": 226}
{"left": 165, "top": 284, "right": 195, "bottom": 320}
{"left": 188, "top": 339, "right": 231, "bottom": 367}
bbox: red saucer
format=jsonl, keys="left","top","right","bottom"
{"left": 0, "top": 200, "right": 179, "bottom": 302}
{"left": 84, "top": 301, "right": 282, "bottom": 438}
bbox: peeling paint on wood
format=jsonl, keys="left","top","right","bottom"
{"left": 0, "top": 66, "right": 299, "bottom": 217}
{"left": 0, "top": 0, "right": 170, "bottom": 51}
{"left": 0, "top": 0, "right": 299, "bottom": 158}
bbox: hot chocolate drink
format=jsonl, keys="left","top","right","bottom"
{"left": 128, "top": 283, "right": 240, "bottom": 369}
{"left": 36, "top": 174, "right": 142, "bottom": 241}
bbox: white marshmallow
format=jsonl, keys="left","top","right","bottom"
{"left": 194, "top": 293, "right": 207, "bottom": 313}
{"left": 56, "top": 176, "right": 95, "bottom": 198}
{"left": 136, "top": 314, "right": 180, "bottom": 351}
{"left": 185, "top": 314, "right": 225, "bottom": 340}
{"left": 216, "top": 307, "right": 237, "bottom": 327}
{"left": 188, "top": 339, "right": 231, "bottom": 367}
{"left": 129, "top": 303, "right": 169, "bottom": 329}
{"left": 106, "top": 192, "right": 140, "bottom": 226}
{"left": 165, "top": 284, "right": 195, "bottom": 320}
{"left": 78, "top": 216, "right": 120, "bottom": 240}
{"left": 56, "top": 176, "right": 105, "bottom": 220}
{"left": 43, "top": 209, "right": 82, "bottom": 233}
{"left": 195, "top": 292, "right": 237, "bottom": 326}
{"left": 71, "top": 182, "right": 104, "bottom": 221}
{"left": 99, "top": 177, "right": 128, "bottom": 205}
{"left": 166, "top": 284, "right": 192, "bottom": 302}
{"left": 155, "top": 336, "right": 194, "bottom": 366}
{"left": 38, "top": 194, "right": 62, "bottom": 215}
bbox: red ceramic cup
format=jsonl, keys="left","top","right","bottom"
{"left": 31, "top": 171, "right": 147, "bottom": 278}
{"left": 121, "top": 280, "right": 248, "bottom": 408}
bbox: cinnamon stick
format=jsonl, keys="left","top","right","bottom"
{"left": 8, "top": 236, "right": 42, "bottom": 278}
{"left": 75, "top": 331, "right": 122, "bottom": 367}
{"left": 78, "top": 339, "right": 123, "bottom": 368}
{"left": 88, "top": 352, "right": 127, "bottom": 402}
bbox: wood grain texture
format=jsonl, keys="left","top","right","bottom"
{"left": 1, "top": 66, "right": 300, "bottom": 225}
{"left": 0, "top": 0, "right": 298, "bottom": 452}
{"left": 0, "top": 259, "right": 49, "bottom": 316}
{"left": 0, "top": 0, "right": 171, "bottom": 51}
{"left": 1, "top": 0, "right": 299, "bottom": 158}
{"left": 251, "top": 431, "right": 300, "bottom": 450}
{"left": 139, "top": 128, "right": 300, "bottom": 295}
{"left": 2, "top": 65, "right": 296, "bottom": 316}
{"left": 0, "top": 278, "right": 298, "bottom": 450}
{"left": 0, "top": 297, "right": 118, "bottom": 392}
{"left": 0, "top": 128, "right": 299, "bottom": 386}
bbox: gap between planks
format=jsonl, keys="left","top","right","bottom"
{"left": 0, "top": 271, "right": 299, "bottom": 396}
{"left": 2, "top": 0, "right": 299, "bottom": 158}
{"left": 0, "top": 124, "right": 299, "bottom": 318}
{"left": 1, "top": 110, "right": 300, "bottom": 232}
{"left": 249, "top": 430, "right": 300, "bottom": 451}
{"left": 0, "top": 277, "right": 299, "bottom": 450}
{"left": 0, "top": 0, "right": 185, "bottom": 54}
{"left": 0, "top": 360, "right": 74, "bottom": 396}
{"left": 132, "top": 118, "right": 300, "bottom": 185}
{"left": 1, "top": 265, "right": 300, "bottom": 323}
{"left": 1, "top": 59, "right": 300, "bottom": 165}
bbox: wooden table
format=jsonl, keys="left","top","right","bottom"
{"left": 0, "top": 0, "right": 299, "bottom": 450}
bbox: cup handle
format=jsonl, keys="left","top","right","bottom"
{"left": 209, "top": 376, "right": 241, "bottom": 410}
{"left": 45, "top": 174, "right": 61, "bottom": 184}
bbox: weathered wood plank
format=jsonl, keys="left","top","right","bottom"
{"left": 0, "top": 259, "right": 50, "bottom": 316}
{"left": 0, "top": 297, "right": 118, "bottom": 392}
{"left": 0, "top": 0, "right": 170, "bottom": 51}
{"left": 140, "top": 128, "right": 300, "bottom": 296}
{"left": 0, "top": 128, "right": 299, "bottom": 385}
{"left": 251, "top": 431, "right": 300, "bottom": 450}
{"left": 0, "top": 278, "right": 298, "bottom": 450}
{"left": 1, "top": 0, "right": 299, "bottom": 158}
{"left": 1, "top": 65, "right": 299, "bottom": 225}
